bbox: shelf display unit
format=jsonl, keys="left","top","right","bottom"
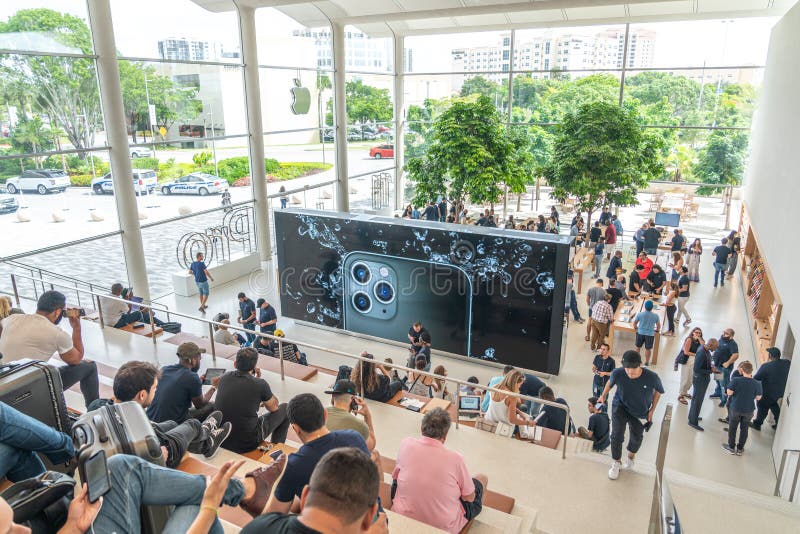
{"left": 739, "top": 203, "right": 782, "bottom": 362}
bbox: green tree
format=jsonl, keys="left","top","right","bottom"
{"left": 460, "top": 76, "right": 507, "bottom": 109}
{"left": 542, "top": 101, "right": 664, "bottom": 230}
{"left": 316, "top": 72, "right": 332, "bottom": 135}
{"left": 9, "top": 115, "right": 55, "bottom": 168}
{"left": 406, "top": 95, "right": 531, "bottom": 209}
{"left": 692, "top": 130, "right": 749, "bottom": 195}
{"left": 343, "top": 79, "right": 392, "bottom": 124}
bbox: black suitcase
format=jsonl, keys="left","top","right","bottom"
{"left": 0, "top": 360, "right": 73, "bottom": 473}
{"left": 72, "top": 402, "right": 172, "bottom": 534}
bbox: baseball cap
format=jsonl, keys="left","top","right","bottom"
{"left": 177, "top": 342, "right": 202, "bottom": 359}
{"left": 274, "top": 329, "right": 285, "bottom": 337}
{"left": 765, "top": 347, "right": 781, "bottom": 359}
{"left": 622, "top": 350, "right": 642, "bottom": 368}
{"left": 325, "top": 379, "right": 357, "bottom": 395}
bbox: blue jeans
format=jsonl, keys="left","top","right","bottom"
{"left": 94, "top": 455, "right": 245, "bottom": 534}
{"left": 113, "top": 310, "right": 155, "bottom": 328}
{"left": 569, "top": 290, "right": 581, "bottom": 320}
{"left": 0, "top": 401, "right": 75, "bottom": 482}
{"left": 713, "top": 263, "right": 726, "bottom": 286}
{"left": 718, "top": 366, "right": 732, "bottom": 405}
{"left": 280, "top": 197, "right": 288, "bottom": 209}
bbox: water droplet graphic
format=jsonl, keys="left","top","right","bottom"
{"left": 306, "top": 303, "right": 316, "bottom": 314}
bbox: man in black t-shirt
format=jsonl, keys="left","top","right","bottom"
{"left": 643, "top": 223, "right": 661, "bottom": 255}
{"left": 629, "top": 265, "right": 645, "bottom": 296}
{"left": 407, "top": 322, "right": 431, "bottom": 361}
{"left": 670, "top": 229, "right": 685, "bottom": 252}
{"left": 675, "top": 266, "right": 692, "bottom": 327}
{"left": 578, "top": 397, "right": 610, "bottom": 452}
{"left": 238, "top": 292, "right": 257, "bottom": 344}
{"left": 646, "top": 265, "right": 667, "bottom": 295}
{"left": 606, "top": 279, "right": 624, "bottom": 312}
{"left": 712, "top": 238, "right": 731, "bottom": 288}
{"left": 215, "top": 348, "right": 289, "bottom": 453}
{"left": 724, "top": 361, "right": 762, "bottom": 455}
{"left": 243, "top": 447, "right": 387, "bottom": 534}
{"left": 752, "top": 347, "right": 792, "bottom": 430}
{"left": 423, "top": 201, "right": 439, "bottom": 221}
{"left": 591, "top": 343, "right": 616, "bottom": 397}
{"left": 438, "top": 198, "right": 448, "bottom": 222}
{"left": 598, "top": 350, "right": 664, "bottom": 480}
{"left": 688, "top": 338, "right": 719, "bottom": 430}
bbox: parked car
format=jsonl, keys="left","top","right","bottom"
{"left": 91, "top": 169, "right": 158, "bottom": 195}
{"left": 0, "top": 192, "right": 19, "bottom": 214}
{"left": 160, "top": 173, "right": 228, "bottom": 196}
{"left": 4, "top": 169, "right": 70, "bottom": 195}
{"left": 321, "top": 128, "right": 334, "bottom": 142}
{"left": 130, "top": 146, "right": 154, "bottom": 158}
{"left": 347, "top": 127, "right": 363, "bottom": 142}
{"left": 369, "top": 144, "right": 394, "bottom": 159}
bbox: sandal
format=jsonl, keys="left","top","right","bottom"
{"left": 585, "top": 336, "right": 590, "bottom": 341}
{"left": 678, "top": 396, "right": 688, "bottom": 405}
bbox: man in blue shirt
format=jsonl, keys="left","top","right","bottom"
{"left": 598, "top": 350, "right": 663, "bottom": 480}
{"left": 634, "top": 223, "right": 647, "bottom": 257}
{"left": 606, "top": 250, "right": 624, "bottom": 280}
{"left": 257, "top": 298, "right": 278, "bottom": 336}
{"left": 591, "top": 343, "right": 616, "bottom": 397}
{"left": 262, "top": 393, "right": 376, "bottom": 515}
{"left": 237, "top": 292, "right": 257, "bottom": 345}
{"left": 688, "top": 338, "right": 719, "bottom": 431}
{"left": 633, "top": 299, "right": 661, "bottom": 366}
{"left": 188, "top": 252, "right": 214, "bottom": 313}
{"left": 723, "top": 361, "right": 762, "bottom": 455}
{"left": 751, "top": 347, "right": 792, "bottom": 430}
{"left": 711, "top": 328, "right": 739, "bottom": 406}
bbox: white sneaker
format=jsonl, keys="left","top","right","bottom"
{"left": 608, "top": 461, "right": 621, "bottom": 480}
{"left": 623, "top": 457, "right": 635, "bottom": 470}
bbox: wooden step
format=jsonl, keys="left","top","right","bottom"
{"left": 120, "top": 322, "right": 163, "bottom": 338}
{"left": 256, "top": 354, "right": 317, "bottom": 382}
{"left": 164, "top": 332, "right": 240, "bottom": 359}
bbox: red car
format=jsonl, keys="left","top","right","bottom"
{"left": 369, "top": 144, "right": 394, "bottom": 159}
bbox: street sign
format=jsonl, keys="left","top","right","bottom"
{"left": 159, "top": 126, "right": 167, "bottom": 137}
{"left": 148, "top": 104, "right": 157, "bottom": 126}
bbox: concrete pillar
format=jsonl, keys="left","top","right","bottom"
{"left": 87, "top": 0, "right": 151, "bottom": 300}
{"left": 332, "top": 21, "right": 350, "bottom": 212}
{"left": 393, "top": 33, "right": 405, "bottom": 211}
{"left": 236, "top": 3, "right": 271, "bottom": 263}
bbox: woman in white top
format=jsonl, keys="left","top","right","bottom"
{"left": 485, "top": 370, "right": 535, "bottom": 429}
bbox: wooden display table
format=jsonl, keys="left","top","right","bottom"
{"left": 608, "top": 296, "right": 667, "bottom": 364}
{"left": 388, "top": 391, "right": 457, "bottom": 421}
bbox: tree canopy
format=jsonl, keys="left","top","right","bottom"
{"left": 405, "top": 95, "right": 533, "bottom": 208}
{"left": 542, "top": 101, "right": 664, "bottom": 226}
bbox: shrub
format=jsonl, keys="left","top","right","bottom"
{"left": 272, "top": 162, "right": 332, "bottom": 180}
{"left": 131, "top": 157, "right": 159, "bottom": 170}
{"left": 264, "top": 158, "right": 280, "bottom": 173}
{"left": 69, "top": 174, "right": 94, "bottom": 187}
{"left": 216, "top": 156, "right": 250, "bottom": 184}
{"left": 193, "top": 151, "right": 212, "bottom": 167}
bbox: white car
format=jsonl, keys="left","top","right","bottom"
{"left": 130, "top": 146, "right": 154, "bottom": 158}
{"left": 91, "top": 169, "right": 158, "bottom": 195}
{"left": 5, "top": 169, "right": 70, "bottom": 195}
{"left": 160, "top": 173, "right": 228, "bottom": 196}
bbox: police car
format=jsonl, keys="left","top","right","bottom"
{"left": 91, "top": 170, "right": 158, "bottom": 195}
{"left": 160, "top": 173, "right": 228, "bottom": 196}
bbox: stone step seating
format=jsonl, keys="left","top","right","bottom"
{"left": 120, "top": 322, "right": 164, "bottom": 338}
{"left": 163, "top": 332, "right": 318, "bottom": 382}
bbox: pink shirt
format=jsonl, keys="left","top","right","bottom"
{"left": 392, "top": 436, "right": 475, "bottom": 533}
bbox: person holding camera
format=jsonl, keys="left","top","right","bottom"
{"left": 214, "top": 347, "right": 289, "bottom": 453}
{"left": 325, "top": 379, "right": 377, "bottom": 451}
{"left": 0, "top": 290, "right": 99, "bottom": 406}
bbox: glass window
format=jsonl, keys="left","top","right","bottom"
{"left": 256, "top": 8, "right": 331, "bottom": 70}
{"left": 111, "top": 0, "right": 241, "bottom": 64}
{"left": 513, "top": 26, "right": 625, "bottom": 72}
{"left": 345, "top": 26, "right": 392, "bottom": 73}
{"left": 263, "top": 132, "right": 336, "bottom": 212}
{"left": 511, "top": 71, "right": 621, "bottom": 124}
{"left": 405, "top": 31, "right": 511, "bottom": 74}
{"left": 260, "top": 68, "right": 331, "bottom": 134}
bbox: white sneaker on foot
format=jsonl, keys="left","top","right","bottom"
{"left": 608, "top": 461, "right": 621, "bottom": 480}
{"left": 623, "top": 457, "right": 635, "bottom": 470}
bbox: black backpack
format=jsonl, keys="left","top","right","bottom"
{"left": 336, "top": 365, "right": 352, "bottom": 382}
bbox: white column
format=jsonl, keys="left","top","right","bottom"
{"left": 393, "top": 33, "right": 405, "bottom": 211}
{"left": 87, "top": 0, "right": 151, "bottom": 300}
{"left": 236, "top": 3, "right": 271, "bottom": 263}
{"left": 332, "top": 21, "right": 350, "bottom": 212}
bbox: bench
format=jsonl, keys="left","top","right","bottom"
{"left": 120, "top": 322, "right": 163, "bottom": 338}
{"left": 163, "top": 332, "right": 240, "bottom": 359}
{"left": 256, "top": 354, "right": 318, "bottom": 381}
{"left": 571, "top": 248, "right": 595, "bottom": 293}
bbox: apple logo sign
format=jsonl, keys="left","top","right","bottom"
{"left": 290, "top": 78, "right": 311, "bottom": 115}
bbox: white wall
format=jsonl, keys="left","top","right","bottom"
{"left": 743, "top": 2, "right": 800, "bottom": 476}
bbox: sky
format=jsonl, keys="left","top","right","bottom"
{"left": 0, "top": 1, "right": 778, "bottom": 71}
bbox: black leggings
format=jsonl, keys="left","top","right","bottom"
{"left": 666, "top": 304, "right": 676, "bottom": 332}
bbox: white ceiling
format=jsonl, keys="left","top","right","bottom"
{"left": 191, "top": 0, "right": 798, "bottom": 36}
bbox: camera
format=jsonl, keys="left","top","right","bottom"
{"left": 351, "top": 262, "right": 371, "bottom": 285}
{"left": 350, "top": 397, "right": 359, "bottom": 412}
{"left": 373, "top": 281, "right": 395, "bottom": 304}
{"left": 352, "top": 291, "right": 372, "bottom": 313}
{"left": 61, "top": 308, "right": 86, "bottom": 319}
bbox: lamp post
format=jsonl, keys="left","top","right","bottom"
{"left": 206, "top": 103, "right": 219, "bottom": 177}
{"left": 143, "top": 72, "right": 156, "bottom": 144}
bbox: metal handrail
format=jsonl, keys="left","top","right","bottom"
{"left": 4, "top": 260, "right": 171, "bottom": 322}
{"left": 649, "top": 403, "right": 680, "bottom": 534}
{"left": 9, "top": 272, "right": 572, "bottom": 458}
{"left": 775, "top": 448, "right": 800, "bottom": 501}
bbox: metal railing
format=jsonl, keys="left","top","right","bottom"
{"left": 774, "top": 449, "right": 800, "bottom": 502}
{"left": 649, "top": 403, "right": 681, "bottom": 534}
{"left": 4, "top": 260, "right": 170, "bottom": 322}
{"left": 9, "top": 272, "right": 572, "bottom": 458}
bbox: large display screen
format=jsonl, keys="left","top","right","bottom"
{"left": 274, "top": 209, "right": 572, "bottom": 374}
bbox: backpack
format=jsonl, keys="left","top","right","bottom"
{"left": 336, "top": 365, "right": 352, "bottom": 382}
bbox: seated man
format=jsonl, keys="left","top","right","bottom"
{"left": 242, "top": 448, "right": 387, "bottom": 534}
{"left": 213, "top": 317, "right": 245, "bottom": 347}
{"left": 87, "top": 361, "right": 231, "bottom": 467}
{"left": 392, "top": 408, "right": 488, "bottom": 533}
{"left": 273, "top": 329, "right": 308, "bottom": 365}
{"left": 577, "top": 397, "right": 611, "bottom": 452}
{"left": 0, "top": 401, "right": 75, "bottom": 482}
{"left": 99, "top": 283, "right": 163, "bottom": 329}
{"left": 535, "top": 387, "right": 574, "bottom": 434}
{"left": 0, "top": 290, "right": 99, "bottom": 406}
{"left": 264, "top": 393, "right": 375, "bottom": 515}
{"left": 215, "top": 348, "right": 290, "bottom": 453}
{"left": 0, "top": 454, "right": 280, "bottom": 534}
{"left": 146, "top": 342, "right": 218, "bottom": 424}
{"left": 325, "top": 379, "right": 377, "bottom": 451}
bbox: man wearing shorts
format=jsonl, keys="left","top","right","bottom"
{"left": 633, "top": 299, "right": 660, "bottom": 366}
{"left": 189, "top": 252, "right": 214, "bottom": 312}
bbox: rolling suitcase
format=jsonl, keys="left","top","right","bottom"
{"left": 0, "top": 360, "right": 73, "bottom": 473}
{"left": 72, "top": 401, "right": 172, "bottom": 534}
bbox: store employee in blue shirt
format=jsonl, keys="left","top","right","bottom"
{"left": 598, "top": 350, "right": 664, "bottom": 481}
{"left": 723, "top": 361, "right": 762, "bottom": 455}
{"left": 710, "top": 328, "right": 739, "bottom": 406}
{"left": 237, "top": 292, "right": 257, "bottom": 345}
{"left": 688, "top": 338, "right": 719, "bottom": 431}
